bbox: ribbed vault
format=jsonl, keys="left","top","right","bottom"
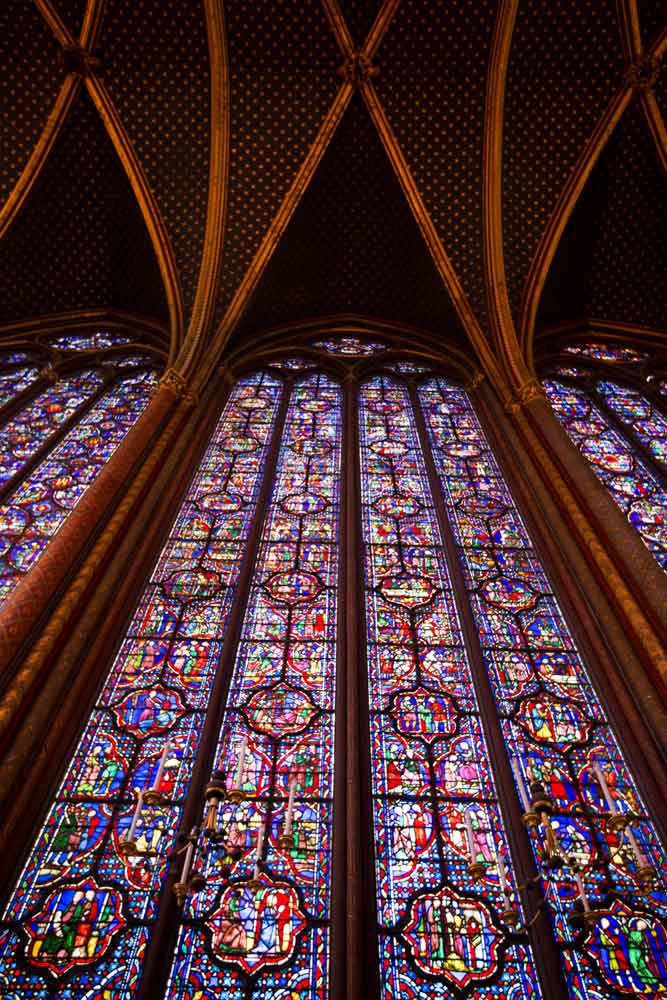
{"left": 0, "top": 0, "right": 665, "bottom": 390}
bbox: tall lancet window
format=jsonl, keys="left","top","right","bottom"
{"left": 359, "top": 377, "right": 539, "bottom": 998}
{"left": 0, "top": 333, "right": 159, "bottom": 603}
{"left": 419, "top": 376, "right": 667, "bottom": 1000}
{"left": 0, "top": 338, "right": 665, "bottom": 1000}
{"left": 541, "top": 341, "right": 667, "bottom": 572}
{"left": 166, "top": 373, "right": 342, "bottom": 998}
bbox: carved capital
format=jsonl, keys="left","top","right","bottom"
{"left": 504, "top": 378, "right": 545, "bottom": 414}
{"left": 39, "top": 366, "right": 59, "bottom": 385}
{"left": 60, "top": 46, "right": 101, "bottom": 79}
{"left": 625, "top": 53, "right": 662, "bottom": 92}
{"left": 464, "top": 371, "right": 485, "bottom": 392}
{"left": 337, "top": 52, "right": 379, "bottom": 87}
{"left": 159, "top": 367, "right": 198, "bottom": 407}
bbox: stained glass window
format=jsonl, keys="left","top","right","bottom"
{"left": 1, "top": 352, "right": 665, "bottom": 1000}
{"left": 542, "top": 379, "right": 667, "bottom": 570}
{"left": 0, "top": 351, "right": 36, "bottom": 365}
{"left": 0, "top": 361, "right": 42, "bottom": 410}
{"left": 0, "top": 371, "right": 105, "bottom": 492}
{"left": 419, "top": 376, "right": 667, "bottom": 1000}
{"left": 104, "top": 354, "right": 157, "bottom": 371}
{"left": 384, "top": 361, "right": 432, "bottom": 375}
{"left": 359, "top": 376, "right": 540, "bottom": 999}
{"left": 594, "top": 380, "right": 667, "bottom": 469}
{"left": 0, "top": 371, "right": 158, "bottom": 604}
{"left": 48, "top": 332, "right": 132, "bottom": 351}
{"left": 0, "top": 374, "right": 282, "bottom": 998}
{"left": 311, "top": 336, "right": 386, "bottom": 356}
{"left": 562, "top": 344, "right": 647, "bottom": 363}
{"left": 167, "top": 373, "right": 341, "bottom": 1000}
{"left": 267, "top": 357, "right": 315, "bottom": 371}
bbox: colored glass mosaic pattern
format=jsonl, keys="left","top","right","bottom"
{"left": 595, "top": 380, "right": 667, "bottom": 469}
{"left": 0, "top": 371, "right": 104, "bottom": 491}
{"left": 562, "top": 344, "right": 647, "bottom": 364}
{"left": 360, "top": 376, "right": 540, "bottom": 1000}
{"left": 0, "top": 363, "right": 42, "bottom": 410}
{"left": 543, "top": 380, "right": 667, "bottom": 570}
{"left": 0, "top": 372, "right": 157, "bottom": 604}
{"left": 166, "top": 373, "right": 342, "bottom": 1000}
{"left": 0, "top": 373, "right": 282, "bottom": 999}
{"left": 311, "top": 337, "right": 386, "bottom": 356}
{"left": 420, "top": 376, "right": 667, "bottom": 1000}
{"left": 49, "top": 332, "right": 132, "bottom": 351}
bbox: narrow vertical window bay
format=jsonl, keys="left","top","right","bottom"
{"left": 166, "top": 374, "right": 342, "bottom": 1000}
{"left": 359, "top": 376, "right": 540, "bottom": 1000}
{"left": 419, "top": 376, "right": 667, "bottom": 1000}
{"left": 0, "top": 374, "right": 282, "bottom": 998}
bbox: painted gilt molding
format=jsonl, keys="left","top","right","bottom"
{"left": 482, "top": 0, "right": 528, "bottom": 392}
{"left": 520, "top": 24, "right": 667, "bottom": 368}
{"left": 502, "top": 376, "right": 545, "bottom": 414}
{"left": 85, "top": 76, "right": 185, "bottom": 354}
{"left": 199, "top": 81, "right": 355, "bottom": 385}
{"left": 361, "top": 80, "right": 508, "bottom": 396}
{"left": 176, "top": 0, "right": 230, "bottom": 377}
{"left": 159, "top": 367, "right": 199, "bottom": 407}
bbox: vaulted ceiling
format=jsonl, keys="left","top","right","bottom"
{"left": 0, "top": 0, "right": 666, "bottom": 396}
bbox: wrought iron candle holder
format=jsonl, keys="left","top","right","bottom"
{"left": 173, "top": 827, "right": 206, "bottom": 907}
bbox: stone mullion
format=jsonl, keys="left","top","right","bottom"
{"left": 135, "top": 375, "right": 292, "bottom": 1000}
{"left": 332, "top": 372, "right": 381, "bottom": 1000}
{"left": 408, "top": 381, "right": 570, "bottom": 1000}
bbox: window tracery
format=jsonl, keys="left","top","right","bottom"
{"left": 419, "top": 376, "right": 666, "bottom": 1000}
{"left": 0, "top": 340, "right": 664, "bottom": 1000}
{"left": 541, "top": 344, "right": 667, "bottom": 573}
{"left": 0, "top": 372, "right": 281, "bottom": 998}
{"left": 0, "top": 335, "right": 161, "bottom": 604}
{"left": 360, "top": 376, "right": 539, "bottom": 998}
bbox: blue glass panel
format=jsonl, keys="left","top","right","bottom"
{"left": 311, "top": 337, "right": 386, "bottom": 355}
{"left": 49, "top": 332, "right": 132, "bottom": 351}
{"left": 562, "top": 344, "right": 647, "bottom": 363}
{"left": 0, "top": 371, "right": 104, "bottom": 490}
{"left": 0, "top": 365, "right": 42, "bottom": 408}
{"left": 595, "top": 379, "right": 667, "bottom": 469}
{"left": 0, "top": 372, "right": 157, "bottom": 604}
{"left": 543, "top": 380, "right": 667, "bottom": 570}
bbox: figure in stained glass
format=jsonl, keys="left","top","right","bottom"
{"left": 25, "top": 881, "right": 125, "bottom": 975}
{"left": 208, "top": 880, "right": 306, "bottom": 972}
{"left": 588, "top": 903, "right": 667, "bottom": 995}
{"left": 419, "top": 375, "right": 667, "bottom": 1000}
{"left": 402, "top": 888, "right": 503, "bottom": 985}
{"left": 0, "top": 374, "right": 283, "bottom": 997}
